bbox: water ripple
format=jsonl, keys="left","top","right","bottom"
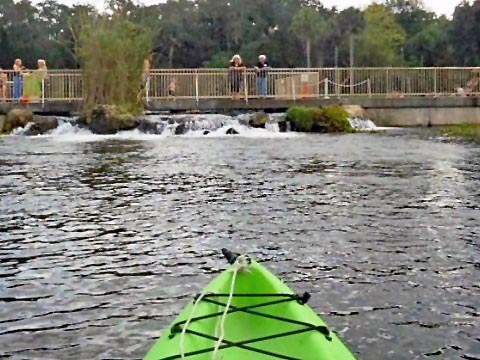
{"left": 0, "top": 131, "right": 479, "bottom": 359}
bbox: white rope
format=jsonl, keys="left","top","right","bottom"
{"left": 212, "top": 255, "right": 250, "bottom": 360}
{"left": 179, "top": 255, "right": 250, "bottom": 360}
{"left": 327, "top": 79, "right": 370, "bottom": 88}
{"left": 180, "top": 291, "right": 210, "bottom": 359}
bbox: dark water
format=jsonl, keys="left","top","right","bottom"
{"left": 0, "top": 130, "right": 479, "bottom": 359}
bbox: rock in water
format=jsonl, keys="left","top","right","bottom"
{"left": 0, "top": 115, "right": 6, "bottom": 134}
{"left": 343, "top": 105, "right": 366, "bottom": 119}
{"left": 23, "top": 116, "right": 59, "bottom": 136}
{"left": 4, "top": 109, "right": 34, "bottom": 133}
{"left": 137, "top": 118, "right": 165, "bottom": 134}
{"left": 278, "top": 120, "right": 288, "bottom": 133}
{"left": 249, "top": 112, "right": 269, "bottom": 128}
{"left": 174, "top": 122, "right": 187, "bottom": 135}
{"left": 85, "top": 105, "right": 139, "bottom": 134}
{"left": 203, "top": 130, "right": 210, "bottom": 135}
{"left": 226, "top": 128, "right": 239, "bottom": 135}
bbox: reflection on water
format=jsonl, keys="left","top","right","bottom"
{"left": 0, "top": 131, "right": 479, "bottom": 360}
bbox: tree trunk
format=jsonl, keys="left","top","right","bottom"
{"left": 306, "top": 38, "right": 311, "bottom": 68}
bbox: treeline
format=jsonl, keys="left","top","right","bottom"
{"left": 0, "top": 0, "right": 479, "bottom": 69}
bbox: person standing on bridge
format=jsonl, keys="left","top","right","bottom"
{"left": 12, "top": 59, "right": 25, "bottom": 102}
{"left": 229, "top": 54, "right": 245, "bottom": 100}
{"left": 255, "top": 55, "right": 270, "bottom": 97}
{"left": 0, "top": 68, "right": 7, "bottom": 102}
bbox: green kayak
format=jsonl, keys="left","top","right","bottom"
{"left": 144, "top": 249, "right": 356, "bottom": 360}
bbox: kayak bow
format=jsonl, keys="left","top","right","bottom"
{"left": 144, "top": 249, "right": 356, "bottom": 360}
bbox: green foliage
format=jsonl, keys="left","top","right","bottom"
{"left": 406, "top": 17, "right": 455, "bottom": 66}
{"left": 1, "top": 0, "right": 480, "bottom": 69}
{"left": 291, "top": 7, "right": 327, "bottom": 67}
{"left": 286, "top": 106, "right": 354, "bottom": 133}
{"left": 73, "top": 0, "right": 152, "bottom": 115}
{"left": 203, "top": 52, "right": 232, "bottom": 68}
{"left": 286, "top": 106, "right": 316, "bottom": 131}
{"left": 322, "top": 106, "right": 354, "bottom": 133}
{"left": 440, "top": 124, "right": 480, "bottom": 140}
{"left": 356, "top": 4, "right": 406, "bottom": 66}
{"left": 451, "top": 1, "right": 480, "bottom": 66}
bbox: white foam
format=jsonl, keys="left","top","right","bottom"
{"left": 10, "top": 122, "right": 34, "bottom": 135}
{"left": 185, "top": 123, "right": 299, "bottom": 138}
{"left": 348, "top": 117, "right": 378, "bottom": 131}
{"left": 39, "top": 115, "right": 299, "bottom": 141}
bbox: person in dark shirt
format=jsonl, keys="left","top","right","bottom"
{"left": 229, "top": 54, "right": 245, "bottom": 100}
{"left": 255, "top": 55, "right": 270, "bottom": 97}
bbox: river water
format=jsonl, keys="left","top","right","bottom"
{"left": 0, "top": 124, "right": 479, "bottom": 359}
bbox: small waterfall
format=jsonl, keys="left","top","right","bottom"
{"left": 7, "top": 113, "right": 294, "bottom": 139}
{"left": 10, "top": 122, "right": 34, "bottom": 135}
{"left": 348, "top": 117, "right": 378, "bottom": 131}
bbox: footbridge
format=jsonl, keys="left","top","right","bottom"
{"left": 1, "top": 67, "right": 479, "bottom": 126}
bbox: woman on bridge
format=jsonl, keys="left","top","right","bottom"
{"left": 229, "top": 54, "right": 245, "bottom": 100}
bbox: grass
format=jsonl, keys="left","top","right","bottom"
{"left": 439, "top": 124, "right": 480, "bottom": 140}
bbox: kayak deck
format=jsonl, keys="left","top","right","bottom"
{"left": 144, "top": 256, "right": 356, "bottom": 360}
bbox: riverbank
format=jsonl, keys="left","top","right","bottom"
{"left": 438, "top": 124, "right": 480, "bottom": 141}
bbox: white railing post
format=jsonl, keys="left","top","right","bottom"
{"left": 350, "top": 67, "right": 354, "bottom": 96}
{"left": 41, "top": 78, "right": 45, "bottom": 107}
{"left": 367, "top": 79, "right": 372, "bottom": 98}
{"left": 145, "top": 75, "right": 150, "bottom": 103}
{"left": 386, "top": 68, "right": 390, "bottom": 97}
{"left": 433, "top": 68, "right": 438, "bottom": 97}
{"left": 324, "top": 78, "right": 329, "bottom": 99}
{"left": 291, "top": 77, "right": 296, "bottom": 102}
{"left": 195, "top": 70, "right": 199, "bottom": 104}
{"left": 244, "top": 70, "right": 248, "bottom": 104}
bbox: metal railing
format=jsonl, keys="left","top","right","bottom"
{"left": 0, "top": 68, "right": 479, "bottom": 105}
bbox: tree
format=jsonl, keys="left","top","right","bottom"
{"left": 291, "top": 7, "right": 326, "bottom": 67}
{"left": 73, "top": 0, "right": 152, "bottom": 113}
{"left": 356, "top": 4, "right": 406, "bottom": 66}
{"left": 451, "top": 0, "right": 480, "bottom": 66}
{"left": 406, "top": 16, "right": 455, "bottom": 66}
{"left": 326, "top": 7, "right": 364, "bottom": 66}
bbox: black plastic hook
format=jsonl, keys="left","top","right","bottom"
{"left": 221, "top": 248, "right": 240, "bottom": 265}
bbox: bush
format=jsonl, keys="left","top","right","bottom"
{"left": 322, "top": 106, "right": 354, "bottom": 133}
{"left": 286, "top": 105, "right": 354, "bottom": 133}
{"left": 73, "top": 1, "right": 152, "bottom": 116}
{"left": 286, "top": 106, "right": 314, "bottom": 132}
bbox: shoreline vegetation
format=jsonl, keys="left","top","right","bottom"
{"left": 439, "top": 124, "right": 480, "bottom": 141}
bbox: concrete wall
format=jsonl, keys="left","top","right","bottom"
{"left": 366, "top": 107, "right": 480, "bottom": 127}
{"left": 2, "top": 96, "right": 480, "bottom": 127}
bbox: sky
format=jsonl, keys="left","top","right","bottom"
{"left": 40, "top": 0, "right": 461, "bottom": 17}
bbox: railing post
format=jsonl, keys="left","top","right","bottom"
{"left": 433, "top": 68, "right": 438, "bottom": 97}
{"left": 41, "top": 78, "right": 45, "bottom": 107}
{"left": 336, "top": 67, "right": 340, "bottom": 98}
{"left": 145, "top": 74, "right": 150, "bottom": 103}
{"left": 350, "top": 67, "right": 354, "bottom": 96}
{"left": 195, "top": 70, "right": 199, "bottom": 104}
{"left": 386, "top": 68, "right": 390, "bottom": 97}
{"left": 367, "top": 79, "right": 372, "bottom": 98}
{"left": 324, "top": 78, "right": 329, "bottom": 99}
{"left": 244, "top": 69, "right": 248, "bottom": 104}
{"left": 291, "top": 77, "right": 296, "bottom": 102}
